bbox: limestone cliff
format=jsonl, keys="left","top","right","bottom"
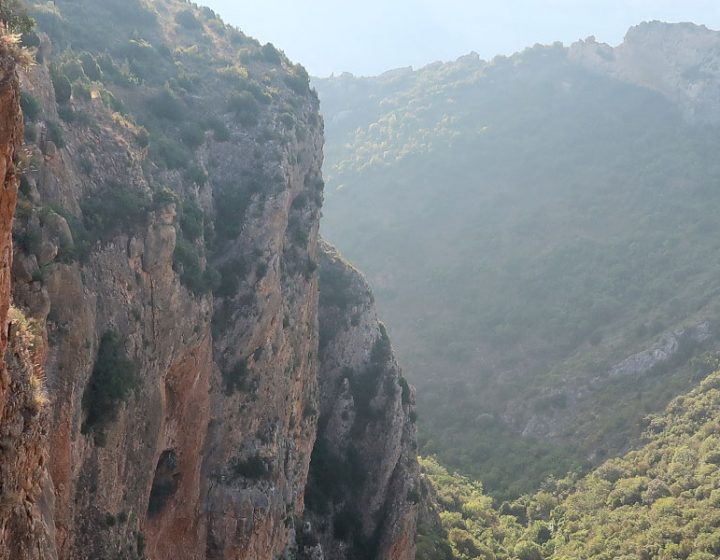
{"left": 295, "top": 243, "right": 419, "bottom": 560}
{"left": 0, "top": 2, "right": 419, "bottom": 559}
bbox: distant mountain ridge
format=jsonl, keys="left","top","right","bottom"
{"left": 316, "top": 21, "right": 720, "bottom": 498}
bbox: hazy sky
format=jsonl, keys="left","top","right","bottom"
{"left": 199, "top": 1, "right": 720, "bottom": 77}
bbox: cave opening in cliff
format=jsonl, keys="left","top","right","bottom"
{"left": 147, "top": 449, "right": 180, "bottom": 517}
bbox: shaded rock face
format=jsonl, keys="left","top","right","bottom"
{"left": 0, "top": 42, "right": 54, "bottom": 560}
{"left": 570, "top": 22, "right": 720, "bottom": 123}
{"left": 0, "top": 40, "right": 56, "bottom": 560}
{"left": 0, "top": 12, "right": 418, "bottom": 560}
{"left": 296, "top": 243, "right": 419, "bottom": 560}
{"left": 0, "top": 43, "right": 20, "bottom": 357}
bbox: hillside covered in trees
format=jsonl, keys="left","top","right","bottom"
{"left": 419, "top": 369, "right": 720, "bottom": 560}
{"left": 316, "top": 23, "right": 720, "bottom": 498}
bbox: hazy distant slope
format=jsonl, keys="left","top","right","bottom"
{"left": 316, "top": 24, "right": 720, "bottom": 498}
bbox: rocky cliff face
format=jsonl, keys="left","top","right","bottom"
{"left": 0, "top": 2, "right": 419, "bottom": 559}
{"left": 0, "top": 37, "right": 55, "bottom": 560}
{"left": 0, "top": 39, "right": 21, "bottom": 359}
{"left": 295, "top": 243, "right": 419, "bottom": 560}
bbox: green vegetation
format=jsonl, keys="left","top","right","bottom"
{"left": 214, "top": 258, "right": 248, "bottom": 298}
{"left": 172, "top": 236, "right": 217, "bottom": 295}
{"left": 0, "top": 0, "right": 35, "bottom": 34}
{"left": 81, "top": 182, "right": 150, "bottom": 242}
{"left": 174, "top": 9, "right": 201, "bottom": 30}
{"left": 350, "top": 326, "right": 392, "bottom": 421}
{"left": 179, "top": 200, "right": 205, "bottom": 241}
{"left": 207, "top": 116, "right": 230, "bottom": 141}
{"left": 230, "top": 455, "right": 271, "bottom": 479}
{"left": 20, "top": 91, "right": 40, "bottom": 121}
{"left": 318, "top": 252, "right": 365, "bottom": 311}
{"left": 45, "top": 120, "right": 65, "bottom": 148}
{"left": 419, "top": 457, "right": 524, "bottom": 560}
{"left": 317, "top": 46, "right": 720, "bottom": 498}
{"left": 227, "top": 91, "right": 261, "bottom": 126}
{"left": 422, "top": 369, "right": 720, "bottom": 559}
{"left": 399, "top": 376, "right": 412, "bottom": 405}
{"left": 50, "top": 65, "right": 72, "bottom": 104}
{"left": 221, "top": 359, "right": 248, "bottom": 395}
{"left": 15, "top": 227, "right": 40, "bottom": 256}
{"left": 213, "top": 174, "right": 263, "bottom": 242}
{"left": 260, "top": 43, "right": 283, "bottom": 65}
{"left": 303, "top": 323, "right": 397, "bottom": 557}
{"left": 180, "top": 122, "right": 205, "bottom": 149}
{"left": 81, "top": 332, "right": 137, "bottom": 443}
{"left": 150, "top": 134, "right": 189, "bottom": 169}
{"left": 305, "top": 433, "right": 370, "bottom": 534}
{"left": 79, "top": 52, "right": 101, "bottom": 81}
{"left": 147, "top": 89, "right": 185, "bottom": 121}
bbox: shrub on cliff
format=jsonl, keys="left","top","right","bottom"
{"left": 514, "top": 541, "right": 544, "bottom": 560}
{"left": 81, "top": 332, "right": 137, "bottom": 443}
{"left": 260, "top": 43, "right": 282, "bottom": 65}
{"left": 0, "top": 0, "right": 35, "bottom": 34}
{"left": 81, "top": 181, "right": 150, "bottom": 242}
{"left": 20, "top": 91, "right": 39, "bottom": 121}
{"left": 230, "top": 455, "right": 271, "bottom": 479}
{"left": 227, "top": 91, "right": 260, "bottom": 126}
{"left": 78, "top": 52, "right": 101, "bottom": 81}
{"left": 180, "top": 122, "right": 205, "bottom": 149}
{"left": 221, "top": 359, "right": 248, "bottom": 395}
{"left": 50, "top": 65, "right": 72, "bottom": 104}
{"left": 150, "top": 134, "right": 189, "bottom": 169}
{"left": 46, "top": 120, "right": 65, "bottom": 148}
{"left": 173, "top": 236, "right": 218, "bottom": 295}
{"left": 147, "top": 88, "right": 185, "bottom": 121}
{"left": 180, "top": 200, "right": 204, "bottom": 241}
{"left": 175, "top": 9, "right": 201, "bottom": 30}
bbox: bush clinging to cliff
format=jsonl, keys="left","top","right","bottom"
{"left": 81, "top": 331, "right": 137, "bottom": 442}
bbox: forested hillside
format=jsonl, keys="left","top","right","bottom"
{"left": 419, "top": 369, "right": 720, "bottom": 560}
{"left": 316, "top": 24, "right": 720, "bottom": 498}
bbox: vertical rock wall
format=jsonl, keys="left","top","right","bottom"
{"left": 0, "top": 39, "right": 54, "bottom": 560}
{"left": 0, "top": 5, "right": 420, "bottom": 557}
{"left": 296, "top": 243, "right": 419, "bottom": 560}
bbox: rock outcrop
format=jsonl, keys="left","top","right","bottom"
{"left": 570, "top": 21, "right": 720, "bottom": 123}
{"left": 0, "top": 2, "right": 419, "bottom": 559}
{"left": 296, "top": 243, "right": 419, "bottom": 560}
{"left": 518, "top": 320, "right": 714, "bottom": 442}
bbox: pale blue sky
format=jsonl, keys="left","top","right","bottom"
{"left": 199, "top": 1, "right": 720, "bottom": 77}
